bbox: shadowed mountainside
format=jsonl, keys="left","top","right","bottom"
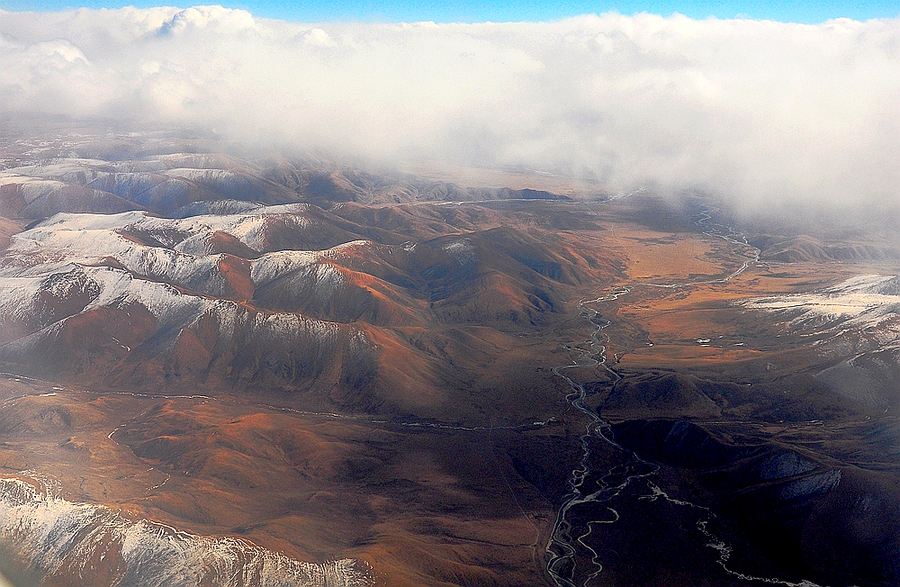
{"left": 0, "top": 126, "right": 898, "bottom": 587}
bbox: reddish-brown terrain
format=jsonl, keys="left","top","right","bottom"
{"left": 0, "top": 127, "right": 898, "bottom": 586}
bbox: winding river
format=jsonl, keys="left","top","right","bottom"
{"left": 544, "top": 204, "right": 823, "bottom": 587}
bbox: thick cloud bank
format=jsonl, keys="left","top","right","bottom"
{"left": 0, "top": 6, "right": 897, "bottom": 209}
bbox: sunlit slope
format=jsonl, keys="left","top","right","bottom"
{"left": 0, "top": 199, "right": 619, "bottom": 423}
{"left": 0, "top": 130, "right": 898, "bottom": 586}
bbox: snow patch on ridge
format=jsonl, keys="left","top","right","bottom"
{"left": 0, "top": 208, "right": 372, "bottom": 365}
{"left": 0, "top": 476, "right": 371, "bottom": 587}
{"left": 0, "top": 265, "right": 99, "bottom": 326}
{"left": 740, "top": 274, "right": 900, "bottom": 340}
{"left": 5, "top": 215, "right": 230, "bottom": 296}
{"left": 250, "top": 241, "right": 372, "bottom": 287}
{"left": 251, "top": 250, "right": 321, "bottom": 285}
{"left": 0, "top": 173, "right": 66, "bottom": 203}
{"left": 442, "top": 238, "right": 476, "bottom": 266}
{"left": 6, "top": 206, "right": 329, "bottom": 261}
{"left": 0, "top": 275, "right": 49, "bottom": 324}
{"left": 82, "top": 265, "right": 210, "bottom": 324}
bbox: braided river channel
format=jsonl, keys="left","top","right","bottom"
{"left": 544, "top": 207, "right": 824, "bottom": 587}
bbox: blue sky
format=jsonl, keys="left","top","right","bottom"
{"left": 1, "top": 0, "right": 898, "bottom": 23}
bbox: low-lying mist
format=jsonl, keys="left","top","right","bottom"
{"left": 0, "top": 6, "right": 897, "bottom": 220}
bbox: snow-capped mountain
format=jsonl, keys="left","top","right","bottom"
{"left": 0, "top": 207, "right": 386, "bottom": 399}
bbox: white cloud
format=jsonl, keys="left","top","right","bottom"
{"left": 157, "top": 5, "right": 256, "bottom": 35}
{"left": 0, "top": 7, "right": 897, "bottom": 211}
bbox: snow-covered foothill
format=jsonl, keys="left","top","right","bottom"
{"left": 740, "top": 274, "right": 900, "bottom": 341}
{"left": 0, "top": 477, "right": 371, "bottom": 587}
